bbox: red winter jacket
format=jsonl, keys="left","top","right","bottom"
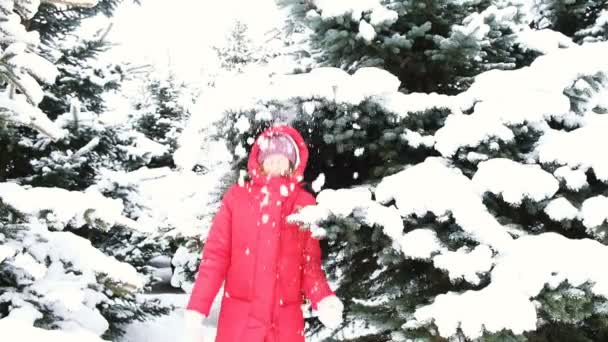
{"left": 186, "top": 125, "right": 335, "bottom": 342}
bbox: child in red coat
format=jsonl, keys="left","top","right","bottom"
{"left": 183, "top": 125, "right": 343, "bottom": 342}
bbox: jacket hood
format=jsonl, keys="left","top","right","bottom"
{"left": 248, "top": 124, "right": 309, "bottom": 185}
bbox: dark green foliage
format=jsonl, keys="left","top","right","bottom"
{"left": 41, "top": 38, "right": 125, "bottom": 118}
{"left": 531, "top": 0, "right": 608, "bottom": 42}
{"left": 0, "top": 1, "right": 175, "bottom": 339}
{"left": 1, "top": 6, "right": 134, "bottom": 188}
{"left": 279, "top": 0, "right": 530, "bottom": 93}
{"left": 0, "top": 125, "right": 31, "bottom": 182}
{"left": 191, "top": 1, "right": 608, "bottom": 339}
{"left": 132, "top": 71, "right": 191, "bottom": 168}
{"left": 213, "top": 98, "right": 502, "bottom": 340}
{"left": 96, "top": 275, "right": 173, "bottom": 340}
{"left": 215, "top": 99, "right": 449, "bottom": 190}
{"left": 27, "top": 0, "right": 136, "bottom": 44}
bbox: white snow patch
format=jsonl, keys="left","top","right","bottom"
{"left": 580, "top": 195, "right": 608, "bottom": 232}
{"left": 544, "top": 197, "right": 579, "bottom": 222}
{"left": 408, "top": 233, "right": 608, "bottom": 339}
{"left": 472, "top": 158, "right": 559, "bottom": 205}
{"left": 399, "top": 229, "right": 444, "bottom": 260}
{"left": 433, "top": 245, "right": 494, "bottom": 285}
{"left": 375, "top": 157, "right": 513, "bottom": 252}
{"left": 312, "top": 173, "right": 325, "bottom": 193}
{"left": 357, "top": 20, "right": 376, "bottom": 42}
{"left": 516, "top": 28, "right": 576, "bottom": 54}
{"left": 553, "top": 166, "right": 588, "bottom": 191}
{"left": 537, "top": 115, "right": 608, "bottom": 183}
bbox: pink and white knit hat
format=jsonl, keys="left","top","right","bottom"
{"left": 257, "top": 133, "right": 298, "bottom": 166}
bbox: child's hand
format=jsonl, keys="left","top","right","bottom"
{"left": 316, "top": 295, "right": 344, "bottom": 329}
{"left": 183, "top": 309, "right": 207, "bottom": 342}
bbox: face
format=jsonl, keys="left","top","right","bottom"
{"left": 261, "top": 154, "right": 291, "bottom": 177}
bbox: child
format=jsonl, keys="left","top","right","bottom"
{"left": 183, "top": 124, "right": 344, "bottom": 342}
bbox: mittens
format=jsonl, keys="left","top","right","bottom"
{"left": 316, "top": 295, "right": 344, "bottom": 329}
{"left": 183, "top": 309, "right": 207, "bottom": 342}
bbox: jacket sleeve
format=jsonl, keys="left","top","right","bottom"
{"left": 298, "top": 191, "right": 335, "bottom": 311}
{"left": 186, "top": 186, "right": 234, "bottom": 316}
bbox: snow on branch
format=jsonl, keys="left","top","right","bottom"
{"left": 536, "top": 115, "right": 608, "bottom": 183}
{"left": 0, "top": 220, "right": 144, "bottom": 337}
{"left": 0, "top": 312, "right": 106, "bottom": 342}
{"left": 41, "top": 0, "right": 99, "bottom": 8}
{"left": 406, "top": 233, "right": 608, "bottom": 339}
{"left": 182, "top": 41, "right": 608, "bottom": 175}
{"left": 0, "top": 182, "right": 140, "bottom": 232}
{"left": 435, "top": 42, "right": 608, "bottom": 157}
{"left": 375, "top": 157, "right": 514, "bottom": 252}
{"left": 1, "top": 1, "right": 68, "bottom": 140}
{"left": 472, "top": 158, "right": 559, "bottom": 205}
{"left": 289, "top": 156, "right": 608, "bottom": 339}
{"left": 287, "top": 157, "right": 508, "bottom": 284}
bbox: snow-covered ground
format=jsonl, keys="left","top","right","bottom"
{"left": 120, "top": 293, "right": 217, "bottom": 342}
{"left": 119, "top": 292, "right": 355, "bottom": 342}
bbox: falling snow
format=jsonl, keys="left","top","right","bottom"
{"left": 312, "top": 173, "right": 326, "bottom": 193}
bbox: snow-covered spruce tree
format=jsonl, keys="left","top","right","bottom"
{"left": 85, "top": 64, "right": 210, "bottom": 280}
{"left": 169, "top": 122, "right": 239, "bottom": 293}
{"left": 212, "top": 19, "right": 258, "bottom": 73}
{"left": 3, "top": 8, "right": 170, "bottom": 267}
{"left": 131, "top": 69, "right": 191, "bottom": 169}
{"left": 0, "top": 181, "right": 171, "bottom": 341}
{"left": 9, "top": 46, "right": 150, "bottom": 189}
{"left": 28, "top": 46, "right": 194, "bottom": 282}
{"left": 41, "top": 32, "right": 124, "bottom": 117}
{"left": 30, "top": 0, "right": 122, "bottom": 44}
{"left": 277, "top": 0, "right": 536, "bottom": 94}
{"left": 2, "top": 0, "right": 156, "bottom": 189}
{"left": 1, "top": 1, "right": 171, "bottom": 340}
{"left": 211, "top": 18, "right": 287, "bottom": 74}
{"left": 201, "top": 39, "right": 608, "bottom": 341}
{"left": 0, "top": 0, "right": 67, "bottom": 143}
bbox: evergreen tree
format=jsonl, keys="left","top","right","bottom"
{"left": 131, "top": 69, "right": 191, "bottom": 169}
{"left": 212, "top": 18, "right": 284, "bottom": 74}
{"left": 0, "top": 180, "right": 171, "bottom": 340}
{"left": 278, "top": 0, "right": 535, "bottom": 94}
{"left": 212, "top": 19, "right": 256, "bottom": 73}
{"left": 4, "top": 29, "right": 161, "bottom": 189}
{"left": 0, "top": 1, "right": 172, "bottom": 340}
{"left": 173, "top": 2, "right": 608, "bottom": 340}
{"left": 29, "top": 0, "right": 129, "bottom": 44}
{"left": 0, "top": 0, "right": 66, "bottom": 144}
{"left": 202, "top": 39, "right": 608, "bottom": 341}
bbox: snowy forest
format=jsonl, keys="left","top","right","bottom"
{"left": 1, "top": 0, "right": 608, "bottom": 341}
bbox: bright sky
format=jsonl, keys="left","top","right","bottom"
{"left": 87, "top": 0, "right": 283, "bottom": 84}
